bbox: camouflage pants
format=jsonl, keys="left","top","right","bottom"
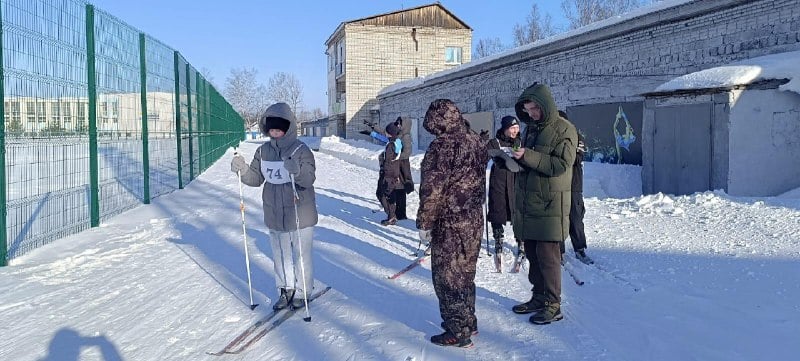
{"left": 430, "top": 213, "right": 482, "bottom": 339}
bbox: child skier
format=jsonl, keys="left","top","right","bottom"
{"left": 230, "top": 102, "right": 318, "bottom": 311}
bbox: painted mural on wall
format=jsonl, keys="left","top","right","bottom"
{"left": 566, "top": 101, "right": 643, "bottom": 165}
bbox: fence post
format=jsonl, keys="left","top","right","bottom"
{"left": 185, "top": 64, "right": 194, "bottom": 181}
{"left": 139, "top": 33, "right": 150, "bottom": 204}
{"left": 0, "top": 1, "right": 7, "bottom": 266}
{"left": 86, "top": 4, "right": 100, "bottom": 227}
{"left": 195, "top": 70, "right": 203, "bottom": 171}
{"left": 173, "top": 51, "right": 183, "bottom": 189}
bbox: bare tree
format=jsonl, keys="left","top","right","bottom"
{"left": 473, "top": 37, "right": 507, "bottom": 59}
{"left": 561, "top": 0, "right": 646, "bottom": 30}
{"left": 311, "top": 107, "right": 325, "bottom": 120}
{"left": 513, "top": 3, "right": 556, "bottom": 47}
{"left": 266, "top": 72, "right": 304, "bottom": 116}
{"left": 223, "top": 67, "right": 268, "bottom": 129}
{"left": 295, "top": 107, "right": 326, "bottom": 123}
{"left": 200, "top": 67, "right": 216, "bottom": 88}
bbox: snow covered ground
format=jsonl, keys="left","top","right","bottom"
{"left": 1, "top": 137, "right": 799, "bottom": 361}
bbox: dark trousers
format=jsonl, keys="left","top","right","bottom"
{"left": 562, "top": 191, "right": 587, "bottom": 254}
{"left": 523, "top": 240, "right": 562, "bottom": 304}
{"left": 377, "top": 182, "right": 397, "bottom": 220}
{"left": 394, "top": 190, "right": 407, "bottom": 219}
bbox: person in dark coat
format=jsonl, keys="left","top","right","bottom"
{"left": 510, "top": 83, "right": 577, "bottom": 325}
{"left": 376, "top": 122, "right": 404, "bottom": 226}
{"left": 486, "top": 116, "right": 522, "bottom": 260}
{"left": 394, "top": 116, "right": 414, "bottom": 220}
{"left": 417, "top": 99, "right": 488, "bottom": 348}
{"left": 557, "top": 110, "right": 594, "bottom": 264}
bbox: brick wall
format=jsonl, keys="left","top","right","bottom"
{"left": 378, "top": 0, "right": 800, "bottom": 149}
{"left": 342, "top": 24, "right": 470, "bottom": 137}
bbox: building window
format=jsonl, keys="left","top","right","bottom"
{"left": 445, "top": 47, "right": 462, "bottom": 64}
{"left": 36, "top": 102, "right": 46, "bottom": 123}
{"left": 51, "top": 102, "right": 61, "bottom": 123}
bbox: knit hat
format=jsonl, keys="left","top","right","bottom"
{"left": 500, "top": 116, "right": 519, "bottom": 131}
{"left": 385, "top": 122, "right": 401, "bottom": 137}
{"left": 263, "top": 117, "right": 291, "bottom": 133}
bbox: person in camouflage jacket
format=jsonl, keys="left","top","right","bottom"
{"left": 510, "top": 83, "right": 577, "bottom": 325}
{"left": 416, "top": 99, "right": 488, "bottom": 348}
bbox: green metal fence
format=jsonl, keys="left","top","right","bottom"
{"left": 0, "top": 0, "right": 245, "bottom": 266}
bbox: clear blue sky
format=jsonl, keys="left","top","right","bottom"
{"left": 89, "top": 1, "right": 566, "bottom": 112}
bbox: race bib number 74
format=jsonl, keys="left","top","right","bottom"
{"left": 260, "top": 160, "right": 291, "bottom": 184}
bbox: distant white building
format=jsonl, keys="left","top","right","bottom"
{"left": 3, "top": 92, "right": 177, "bottom": 136}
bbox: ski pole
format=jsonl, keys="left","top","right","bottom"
{"left": 484, "top": 198, "right": 490, "bottom": 256}
{"left": 290, "top": 173, "right": 312, "bottom": 322}
{"left": 235, "top": 152, "right": 258, "bottom": 310}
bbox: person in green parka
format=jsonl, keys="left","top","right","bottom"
{"left": 509, "top": 83, "right": 578, "bottom": 325}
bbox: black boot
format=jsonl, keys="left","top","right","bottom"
{"left": 381, "top": 203, "right": 397, "bottom": 226}
{"left": 530, "top": 302, "right": 564, "bottom": 324}
{"left": 272, "top": 289, "right": 295, "bottom": 310}
{"left": 291, "top": 293, "right": 306, "bottom": 310}
{"left": 430, "top": 331, "right": 473, "bottom": 348}
{"left": 575, "top": 248, "right": 594, "bottom": 264}
{"left": 492, "top": 227, "right": 504, "bottom": 253}
{"left": 512, "top": 293, "right": 546, "bottom": 314}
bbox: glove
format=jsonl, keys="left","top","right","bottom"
{"left": 283, "top": 157, "right": 300, "bottom": 175}
{"left": 577, "top": 140, "right": 587, "bottom": 153}
{"left": 231, "top": 154, "right": 248, "bottom": 174}
{"left": 358, "top": 129, "right": 371, "bottom": 136}
{"left": 404, "top": 181, "right": 415, "bottom": 194}
{"left": 479, "top": 129, "right": 490, "bottom": 141}
{"left": 418, "top": 229, "right": 432, "bottom": 243}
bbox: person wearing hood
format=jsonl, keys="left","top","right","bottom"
{"left": 362, "top": 117, "right": 415, "bottom": 220}
{"left": 376, "top": 122, "right": 404, "bottom": 226}
{"left": 509, "top": 83, "right": 577, "bottom": 325}
{"left": 230, "top": 102, "right": 318, "bottom": 311}
{"left": 417, "top": 99, "right": 488, "bottom": 348}
{"left": 486, "top": 115, "right": 522, "bottom": 271}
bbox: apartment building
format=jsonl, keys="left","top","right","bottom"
{"left": 3, "top": 92, "right": 176, "bottom": 137}
{"left": 325, "top": 3, "right": 471, "bottom": 138}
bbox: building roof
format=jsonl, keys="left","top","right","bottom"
{"left": 300, "top": 117, "right": 330, "bottom": 127}
{"left": 325, "top": 3, "right": 471, "bottom": 46}
{"left": 651, "top": 50, "right": 800, "bottom": 95}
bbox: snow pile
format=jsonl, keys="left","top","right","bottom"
{"left": 318, "top": 136, "right": 425, "bottom": 183}
{"left": 634, "top": 192, "right": 685, "bottom": 216}
{"left": 655, "top": 50, "right": 800, "bottom": 94}
{"left": 778, "top": 186, "right": 800, "bottom": 199}
{"left": 318, "top": 136, "right": 642, "bottom": 199}
{"left": 298, "top": 136, "right": 322, "bottom": 150}
{"left": 583, "top": 162, "right": 642, "bottom": 199}
{"left": 318, "top": 135, "right": 385, "bottom": 170}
